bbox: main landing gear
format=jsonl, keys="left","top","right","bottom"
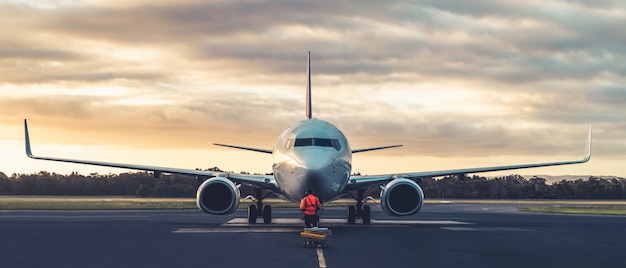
{"left": 347, "top": 189, "right": 371, "bottom": 224}
{"left": 248, "top": 188, "right": 273, "bottom": 224}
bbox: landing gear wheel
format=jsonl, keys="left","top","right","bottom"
{"left": 263, "top": 205, "right": 272, "bottom": 224}
{"left": 248, "top": 205, "right": 257, "bottom": 224}
{"left": 362, "top": 205, "right": 371, "bottom": 224}
{"left": 347, "top": 205, "right": 356, "bottom": 224}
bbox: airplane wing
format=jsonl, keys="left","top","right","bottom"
{"left": 343, "top": 125, "right": 592, "bottom": 192}
{"left": 23, "top": 119, "right": 280, "bottom": 192}
{"left": 352, "top": 145, "right": 402, "bottom": 153}
{"left": 213, "top": 143, "right": 272, "bottom": 154}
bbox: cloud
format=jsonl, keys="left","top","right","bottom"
{"left": 4, "top": 0, "right": 625, "bottom": 84}
{"left": 1, "top": 0, "right": 626, "bottom": 176}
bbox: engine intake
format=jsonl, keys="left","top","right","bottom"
{"left": 196, "top": 177, "right": 240, "bottom": 215}
{"left": 380, "top": 178, "right": 424, "bottom": 216}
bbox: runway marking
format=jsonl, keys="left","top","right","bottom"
{"left": 441, "top": 227, "right": 478, "bottom": 231}
{"left": 441, "top": 227, "right": 532, "bottom": 232}
{"left": 317, "top": 247, "right": 327, "bottom": 268}
{"left": 173, "top": 228, "right": 300, "bottom": 233}
{"left": 174, "top": 218, "right": 475, "bottom": 234}
{"left": 226, "top": 218, "right": 473, "bottom": 226}
{"left": 227, "top": 218, "right": 346, "bottom": 225}
{"left": 371, "top": 220, "right": 473, "bottom": 225}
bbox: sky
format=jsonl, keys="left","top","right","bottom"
{"left": 1, "top": 0, "right": 625, "bottom": 177}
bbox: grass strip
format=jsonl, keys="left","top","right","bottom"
{"left": 425, "top": 199, "right": 626, "bottom": 205}
{"left": 0, "top": 196, "right": 197, "bottom": 210}
{"left": 0, "top": 196, "right": 361, "bottom": 210}
{"left": 520, "top": 206, "right": 626, "bottom": 215}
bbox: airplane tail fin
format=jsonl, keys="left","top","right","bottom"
{"left": 306, "top": 51, "right": 312, "bottom": 119}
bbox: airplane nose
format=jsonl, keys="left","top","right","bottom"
{"left": 304, "top": 171, "right": 323, "bottom": 194}
{"left": 297, "top": 151, "right": 333, "bottom": 171}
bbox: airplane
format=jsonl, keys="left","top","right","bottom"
{"left": 23, "top": 52, "right": 592, "bottom": 224}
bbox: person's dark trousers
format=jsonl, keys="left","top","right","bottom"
{"left": 304, "top": 215, "right": 319, "bottom": 228}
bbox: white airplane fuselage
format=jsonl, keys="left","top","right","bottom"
{"left": 272, "top": 119, "right": 352, "bottom": 203}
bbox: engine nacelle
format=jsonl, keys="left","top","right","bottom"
{"left": 380, "top": 178, "right": 424, "bottom": 216}
{"left": 196, "top": 177, "right": 240, "bottom": 215}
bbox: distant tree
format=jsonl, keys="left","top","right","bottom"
{"left": 0, "top": 172, "right": 10, "bottom": 194}
{"left": 1, "top": 170, "right": 625, "bottom": 199}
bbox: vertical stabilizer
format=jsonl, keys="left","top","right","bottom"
{"left": 306, "top": 51, "right": 312, "bottom": 119}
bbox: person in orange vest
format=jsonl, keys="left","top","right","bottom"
{"left": 300, "top": 189, "right": 322, "bottom": 228}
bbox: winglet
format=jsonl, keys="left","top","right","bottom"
{"left": 583, "top": 124, "right": 592, "bottom": 162}
{"left": 306, "top": 51, "right": 312, "bottom": 120}
{"left": 24, "top": 119, "right": 33, "bottom": 158}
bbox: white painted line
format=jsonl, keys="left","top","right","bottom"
{"left": 173, "top": 228, "right": 299, "bottom": 233}
{"left": 226, "top": 218, "right": 473, "bottom": 226}
{"left": 440, "top": 227, "right": 479, "bottom": 231}
{"left": 227, "top": 218, "right": 301, "bottom": 224}
{"left": 226, "top": 218, "right": 347, "bottom": 225}
{"left": 316, "top": 247, "right": 327, "bottom": 268}
{"left": 371, "top": 220, "right": 473, "bottom": 225}
{"left": 440, "top": 227, "right": 533, "bottom": 232}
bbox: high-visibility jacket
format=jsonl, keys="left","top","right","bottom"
{"left": 300, "top": 194, "right": 321, "bottom": 216}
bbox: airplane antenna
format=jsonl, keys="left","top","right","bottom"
{"left": 306, "top": 51, "right": 312, "bottom": 119}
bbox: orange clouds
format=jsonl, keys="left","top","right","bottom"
{"left": 1, "top": 0, "right": 625, "bottom": 176}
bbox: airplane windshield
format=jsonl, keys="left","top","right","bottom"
{"left": 293, "top": 138, "right": 341, "bottom": 150}
{"left": 294, "top": 138, "right": 313, "bottom": 146}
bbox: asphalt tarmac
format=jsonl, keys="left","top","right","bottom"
{"left": 1, "top": 203, "right": 626, "bottom": 268}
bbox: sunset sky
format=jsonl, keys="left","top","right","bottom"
{"left": 1, "top": 0, "right": 625, "bottom": 177}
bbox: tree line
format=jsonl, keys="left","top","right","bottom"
{"left": 1, "top": 171, "right": 625, "bottom": 199}
{"left": 417, "top": 174, "right": 626, "bottom": 199}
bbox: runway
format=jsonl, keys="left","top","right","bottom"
{"left": 2, "top": 203, "right": 626, "bottom": 268}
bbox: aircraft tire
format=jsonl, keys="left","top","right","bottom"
{"left": 263, "top": 205, "right": 272, "bottom": 224}
{"left": 347, "top": 205, "right": 356, "bottom": 224}
{"left": 362, "top": 205, "right": 371, "bottom": 224}
{"left": 248, "top": 205, "right": 257, "bottom": 224}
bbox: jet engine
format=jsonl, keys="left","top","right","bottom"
{"left": 380, "top": 178, "right": 424, "bottom": 216}
{"left": 196, "top": 177, "right": 240, "bottom": 215}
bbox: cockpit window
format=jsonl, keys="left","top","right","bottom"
{"left": 331, "top": 139, "right": 342, "bottom": 151}
{"left": 285, "top": 139, "right": 294, "bottom": 150}
{"left": 294, "top": 138, "right": 341, "bottom": 151}
{"left": 315, "top": 138, "right": 333, "bottom": 147}
{"left": 294, "top": 138, "right": 313, "bottom": 147}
